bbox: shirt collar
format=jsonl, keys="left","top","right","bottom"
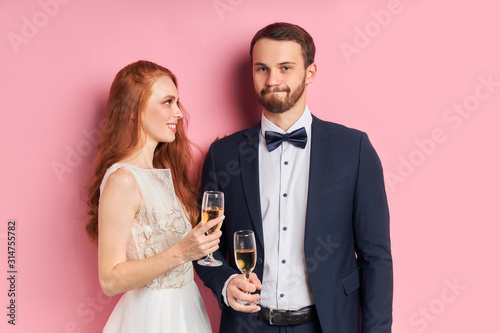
{"left": 261, "top": 106, "right": 312, "bottom": 136}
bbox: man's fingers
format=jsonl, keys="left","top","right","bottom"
{"left": 230, "top": 301, "right": 261, "bottom": 313}
{"left": 228, "top": 277, "right": 260, "bottom": 298}
{"left": 241, "top": 281, "right": 257, "bottom": 293}
{"left": 228, "top": 294, "right": 261, "bottom": 313}
{"left": 236, "top": 290, "right": 260, "bottom": 304}
{"left": 248, "top": 273, "right": 263, "bottom": 290}
{"left": 231, "top": 275, "right": 257, "bottom": 293}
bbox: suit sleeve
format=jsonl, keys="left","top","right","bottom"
{"left": 194, "top": 143, "right": 240, "bottom": 308}
{"left": 353, "top": 133, "right": 393, "bottom": 333}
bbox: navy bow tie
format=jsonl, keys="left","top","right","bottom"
{"left": 265, "top": 127, "right": 307, "bottom": 152}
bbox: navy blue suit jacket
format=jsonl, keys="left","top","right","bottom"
{"left": 195, "top": 115, "right": 393, "bottom": 333}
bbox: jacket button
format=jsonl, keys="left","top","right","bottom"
{"left": 257, "top": 257, "right": 263, "bottom": 265}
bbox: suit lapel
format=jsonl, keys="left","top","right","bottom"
{"left": 239, "top": 123, "right": 264, "bottom": 249}
{"left": 305, "top": 116, "right": 332, "bottom": 235}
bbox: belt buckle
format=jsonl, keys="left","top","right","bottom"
{"left": 268, "top": 308, "right": 287, "bottom": 325}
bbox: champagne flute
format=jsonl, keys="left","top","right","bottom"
{"left": 197, "top": 191, "right": 224, "bottom": 267}
{"left": 234, "top": 230, "right": 257, "bottom": 305}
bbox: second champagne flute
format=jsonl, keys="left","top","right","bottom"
{"left": 197, "top": 191, "right": 224, "bottom": 267}
{"left": 234, "top": 230, "right": 257, "bottom": 305}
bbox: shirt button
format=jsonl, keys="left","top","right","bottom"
{"left": 282, "top": 259, "right": 286, "bottom": 264}
{"left": 283, "top": 193, "right": 287, "bottom": 197}
{"left": 284, "top": 161, "right": 288, "bottom": 165}
{"left": 280, "top": 293, "right": 285, "bottom": 298}
{"left": 282, "top": 227, "right": 287, "bottom": 231}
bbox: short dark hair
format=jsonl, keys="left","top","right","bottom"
{"left": 250, "top": 22, "right": 316, "bottom": 68}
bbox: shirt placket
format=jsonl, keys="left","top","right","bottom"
{"left": 276, "top": 142, "right": 291, "bottom": 308}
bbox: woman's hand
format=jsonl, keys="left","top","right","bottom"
{"left": 214, "top": 133, "right": 229, "bottom": 141}
{"left": 174, "top": 216, "right": 224, "bottom": 262}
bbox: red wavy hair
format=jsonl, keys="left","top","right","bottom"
{"left": 85, "top": 60, "right": 198, "bottom": 244}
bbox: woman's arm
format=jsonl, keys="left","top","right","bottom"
{"left": 98, "top": 167, "right": 222, "bottom": 296}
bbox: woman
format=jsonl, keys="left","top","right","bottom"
{"left": 85, "top": 60, "right": 221, "bottom": 332}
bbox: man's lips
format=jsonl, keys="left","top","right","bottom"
{"left": 262, "top": 88, "right": 289, "bottom": 95}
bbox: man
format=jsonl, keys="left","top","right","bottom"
{"left": 196, "top": 22, "right": 393, "bottom": 333}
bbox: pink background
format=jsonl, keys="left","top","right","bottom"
{"left": 1, "top": 0, "right": 499, "bottom": 332}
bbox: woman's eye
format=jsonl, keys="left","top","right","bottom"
{"left": 164, "top": 99, "right": 173, "bottom": 105}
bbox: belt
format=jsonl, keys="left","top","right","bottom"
{"left": 258, "top": 305, "right": 317, "bottom": 325}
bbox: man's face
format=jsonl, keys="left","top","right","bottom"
{"left": 252, "top": 38, "right": 309, "bottom": 114}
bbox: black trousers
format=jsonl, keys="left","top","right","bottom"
{"left": 228, "top": 315, "right": 323, "bottom": 333}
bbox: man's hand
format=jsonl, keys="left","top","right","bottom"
{"left": 226, "top": 273, "right": 262, "bottom": 313}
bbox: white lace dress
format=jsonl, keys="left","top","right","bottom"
{"left": 100, "top": 163, "right": 211, "bottom": 333}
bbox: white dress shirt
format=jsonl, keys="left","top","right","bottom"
{"left": 222, "top": 107, "right": 315, "bottom": 310}
{"left": 258, "top": 106, "right": 315, "bottom": 310}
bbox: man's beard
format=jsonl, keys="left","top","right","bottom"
{"left": 256, "top": 79, "right": 306, "bottom": 114}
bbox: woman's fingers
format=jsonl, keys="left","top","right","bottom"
{"left": 198, "top": 216, "right": 225, "bottom": 236}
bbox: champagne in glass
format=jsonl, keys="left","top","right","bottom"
{"left": 202, "top": 206, "right": 224, "bottom": 234}
{"left": 197, "top": 191, "right": 224, "bottom": 267}
{"left": 234, "top": 230, "right": 257, "bottom": 305}
{"left": 235, "top": 248, "right": 256, "bottom": 276}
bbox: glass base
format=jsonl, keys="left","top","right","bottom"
{"left": 197, "top": 258, "right": 222, "bottom": 267}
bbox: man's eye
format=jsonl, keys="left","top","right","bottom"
{"left": 283, "top": 66, "right": 290, "bottom": 71}
{"left": 258, "top": 68, "right": 267, "bottom": 72}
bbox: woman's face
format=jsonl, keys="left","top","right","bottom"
{"left": 141, "top": 75, "right": 183, "bottom": 145}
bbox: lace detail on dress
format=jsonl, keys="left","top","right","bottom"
{"left": 102, "top": 163, "right": 194, "bottom": 290}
